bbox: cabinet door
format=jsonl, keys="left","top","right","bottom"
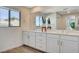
{"left": 61, "top": 40, "right": 79, "bottom": 53}
{"left": 29, "top": 32, "right": 36, "bottom": 48}
{"left": 36, "top": 33, "right": 46, "bottom": 51}
{"left": 36, "top": 37, "right": 46, "bottom": 51}
{"left": 47, "top": 37, "right": 59, "bottom": 53}
{"left": 23, "top": 32, "right": 29, "bottom": 45}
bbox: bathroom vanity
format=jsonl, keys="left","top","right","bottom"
{"left": 22, "top": 12, "right": 79, "bottom": 53}
{"left": 22, "top": 30, "right": 79, "bottom": 53}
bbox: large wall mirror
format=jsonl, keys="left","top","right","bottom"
{"left": 35, "top": 13, "right": 57, "bottom": 31}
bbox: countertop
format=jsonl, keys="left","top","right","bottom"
{"left": 23, "top": 30, "right": 79, "bottom": 36}
{"left": 47, "top": 30, "right": 79, "bottom": 36}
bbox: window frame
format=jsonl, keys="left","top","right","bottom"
{"left": 0, "top": 7, "right": 10, "bottom": 27}
{"left": 0, "top": 7, "right": 21, "bottom": 27}
{"left": 9, "top": 9, "right": 21, "bottom": 27}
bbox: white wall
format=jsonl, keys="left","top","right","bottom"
{"left": 0, "top": 7, "right": 31, "bottom": 52}
{"left": 0, "top": 28, "right": 22, "bottom": 52}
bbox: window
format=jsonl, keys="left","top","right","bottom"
{"left": 35, "top": 16, "right": 43, "bottom": 27}
{"left": 10, "top": 10, "right": 20, "bottom": 27}
{"left": 0, "top": 8, "right": 9, "bottom": 27}
{"left": 0, "top": 7, "right": 21, "bottom": 27}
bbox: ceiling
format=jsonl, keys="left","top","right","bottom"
{"left": 31, "top": 6, "right": 79, "bottom": 15}
{"left": 26, "top": 6, "right": 34, "bottom": 8}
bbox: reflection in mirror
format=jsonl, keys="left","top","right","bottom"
{"left": 66, "top": 15, "right": 76, "bottom": 30}
{"left": 47, "top": 18, "right": 51, "bottom": 29}
{"left": 35, "top": 16, "right": 43, "bottom": 27}
{"left": 45, "top": 13, "right": 57, "bottom": 30}
{"left": 35, "top": 16, "right": 43, "bottom": 31}
{"left": 35, "top": 13, "right": 57, "bottom": 31}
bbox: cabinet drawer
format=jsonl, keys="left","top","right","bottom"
{"left": 36, "top": 37, "right": 46, "bottom": 43}
{"left": 36, "top": 33, "right": 46, "bottom": 37}
{"left": 29, "top": 32, "right": 35, "bottom": 36}
{"left": 36, "top": 41, "right": 46, "bottom": 46}
{"left": 36, "top": 40, "right": 46, "bottom": 45}
{"left": 61, "top": 35, "right": 79, "bottom": 41}
{"left": 47, "top": 34, "right": 59, "bottom": 39}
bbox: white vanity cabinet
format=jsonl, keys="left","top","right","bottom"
{"left": 46, "top": 33, "right": 60, "bottom": 53}
{"left": 23, "top": 32, "right": 36, "bottom": 48}
{"left": 23, "top": 31, "right": 79, "bottom": 53}
{"left": 61, "top": 35, "right": 79, "bottom": 53}
{"left": 29, "top": 32, "right": 36, "bottom": 48}
{"left": 36, "top": 32, "right": 47, "bottom": 51}
{"left": 23, "top": 31, "right": 29, "bottom": 45}
{"left": 46, "top": 33, "right": 79, "bottom": 53}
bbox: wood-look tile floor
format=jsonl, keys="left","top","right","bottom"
{"left": 3, "top": 46, "right": 41, "bottom": 53}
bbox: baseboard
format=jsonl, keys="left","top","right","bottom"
{"left": 1, "top": 44, "right": 23, "bottom": 53}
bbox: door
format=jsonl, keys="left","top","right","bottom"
{"left": 47, "top": 37, "right": 59, "bottom": 53}
{"left": 61, "top": 40, "right": 79, "bottom": 53}
{"left": 23, "top": 32, "right": 29, "bottom": 45}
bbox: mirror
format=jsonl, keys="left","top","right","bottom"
{"left": 66, "top": 15, "right": 76, "bottom": 30}
{"left": 35, "top": 16, "right": 46, "bottom": 32}
{"left": 35, "top": 13, "right": 57, "bottom": 31}
{"left": 34, "top": 13, "right": 79, "bottom": 31}
{"left": 65, "top": 15, "right": 79, "bottom": 31}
